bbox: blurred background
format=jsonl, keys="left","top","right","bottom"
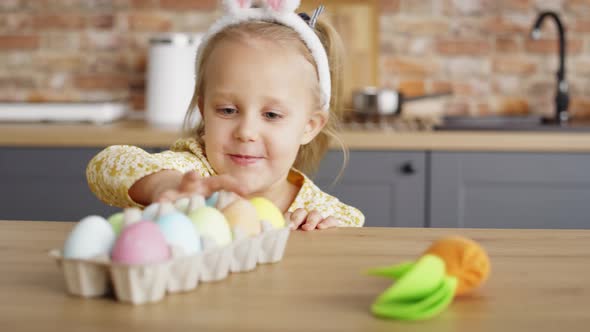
{"left": 1, "top": 0, "right": 590, "bottom": 118}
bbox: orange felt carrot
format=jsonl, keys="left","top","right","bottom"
{"left": 423, "top": 236, "right": 490, "bottom": 296}
{"left": 368, "top": 235, "right": 491, "bottom": 320}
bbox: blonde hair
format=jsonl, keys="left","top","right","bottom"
{"left": 183, "top": 18, "right": 348, "bottom": 179}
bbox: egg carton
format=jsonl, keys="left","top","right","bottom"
{"left": 49, "top": 222, "right": 290, "bottom": 305}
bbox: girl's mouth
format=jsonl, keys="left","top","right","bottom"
{"left": 228, "top": 154, "right": 263, "bottom": 166}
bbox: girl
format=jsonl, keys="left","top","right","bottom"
{"left": 86, "top": 0, "right": 364, "bottom": 230}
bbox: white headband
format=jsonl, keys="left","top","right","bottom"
{"left": 195, "top": 0, "right": 331, "bottom": 112}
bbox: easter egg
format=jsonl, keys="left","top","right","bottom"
{"left": 63, "top": 215, "right": 115, "bottom": 259}
{"left": 111, "top": 221, "right": 170, "bottom": 265}
{"left": 423, "top": 236, "right": 490, "bottom": 296}
{"left": 107, "top": 212, "right": 124, "bottom": 235}
{"left": 188, "top": 206, "right": 232, "bottom": 247}
{"left": 222, "top": 198, "right": 261, "bottom": 237}
{"left": 250, "top": 197, "right": 285, "bottom": 228}
{"left": 156, "top": 212, "right": 201, "bottom": 255}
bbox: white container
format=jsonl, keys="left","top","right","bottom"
{"left": 146, "top": 33, "right": 202, "bottom": 129}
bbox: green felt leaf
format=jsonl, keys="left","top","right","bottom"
{"left": 371, "top": 276, "right": 458, "bottom": 321}
{"left": 367, "top": 261, "right": 415, "bottom": 279}
{"left": 374, "top": 255, "right": 446, "bottom": 303}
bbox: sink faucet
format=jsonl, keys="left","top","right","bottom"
{"left": 530, "top": 11, "right": 570, "bottom": 124}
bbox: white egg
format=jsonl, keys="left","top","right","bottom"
{"left": 63, "top": 215, "right": 115, "bottom": 259}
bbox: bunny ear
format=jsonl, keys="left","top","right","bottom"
{"left": 222, "top": 0, "right": 253, "bottom": 13}
{"left": 264, "top": 0, "right": 301, "bottom": 13}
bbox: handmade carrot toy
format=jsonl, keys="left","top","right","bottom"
{"left": 367, "top": 236, "right": 490, "bottom": 320}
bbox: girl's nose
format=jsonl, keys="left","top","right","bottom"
{"left": 234, "top": 113, "right": 259, "bottom": 142}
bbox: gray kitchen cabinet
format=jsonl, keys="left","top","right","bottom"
{"left": 430, "top": 152, "right": 590, "bottom": 229}
{"left": 313, "top": 150, "right": 426, "bottom": 227}
{"left": 5, "top": 146, "right": 588, "bottom": 229}
{"left": 0, "top": 147, "right": 148, "bottom": 221}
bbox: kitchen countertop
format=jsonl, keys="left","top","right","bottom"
{"left": 1, "top": 221, "right": 589, "bottom": 330}
{"left": 2, "top": 120, "right": 590, "bottom": 152}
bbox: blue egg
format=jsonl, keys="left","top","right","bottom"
{"left": 156, "top": 212, "right": 201, "bottom": 255}
{"left": 205, "top": 191, "right": 220, "bottom": 207}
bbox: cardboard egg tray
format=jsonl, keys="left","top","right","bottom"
{"left": 49, "top": 223, "right": 290, "bottom": 305}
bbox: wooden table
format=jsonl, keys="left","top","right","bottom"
{"left": 1, "top": 221, "right": 589, "bottom": 331}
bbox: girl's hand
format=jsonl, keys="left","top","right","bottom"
{"left": 155, "top": 171, "right": 246, "bottom": 203}
{"left": 285, "top": 208, "right": 340, "bottom": 231}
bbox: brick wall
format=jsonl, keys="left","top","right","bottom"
{"left": 0, "top": 0, "right": 219, "bottom": 111}
{"left": 1, "top": 0, "right": 590, "bottom": 118}
{"left": 381, "top": 0, "right": 590, "bottom": 118}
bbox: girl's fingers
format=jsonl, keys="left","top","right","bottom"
{"left": 284, "top": 212, "right": 294, "bottom": 229}
{"left": 301, "top": 210, "right": 323, "bottom": 231}
{"left": 290, "top": 208, "right": 308, "bottom": 230}
{"left": 177, "top": 172, "right": 246, "bottom": 198}
{"left": 317, "top": 217, "right": 340, "bottom": 230}
{"left": 157, "top": 189, "right": 180, "bottom": 203}
{"left": 198, "top": 174, "right": 246, "bottom": 197}
{"left": 156, "top": 173, "right": 246, "bottom": 206}
{"left": 178, "top": 171, "right": 201, "bottom": 193}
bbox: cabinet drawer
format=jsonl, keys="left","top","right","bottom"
{"left": 430, "top": 152, "right": 590, "bottom": 229}
{"left": 313, "top": 150, "right": 426, "bottom": 228}
{"left": 1, "top": 177, "right": 118, "bottom": 221}
{"left": 315, "top": 150, "right": 425, "bottom": 183}
{"left": 0, "top": 148, "right": 102, "bottom": 177}
{"left": 0, "top": 147, "right": 153, "bottom": 221}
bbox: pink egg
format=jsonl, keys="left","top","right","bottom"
{"left": 111, "top": 221, "right": 170, "bottom": 265}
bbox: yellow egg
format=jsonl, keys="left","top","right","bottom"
{"left": 222, "top": 199, "right": 261, "bottom": 236}
{"left": 249, "top": 197, "right": 285, "bottom": 228}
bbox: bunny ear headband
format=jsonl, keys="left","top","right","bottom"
{"left": 196, "top": 0, "right": 331, "bottom": 112}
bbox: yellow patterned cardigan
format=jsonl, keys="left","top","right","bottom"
{"left": 86, "top": 137, "right": 364, "bottom": 227}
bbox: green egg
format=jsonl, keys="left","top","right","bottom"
{"left": 107, "top": 212, "right": 125, "bottom": 235}
{"left": 188, "top": 206, "right": 232, "bottom": 247}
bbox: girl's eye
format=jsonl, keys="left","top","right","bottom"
{"left": 264, "top": 111, "right": 282, "bottom": 120}
{"left": 216, "top": 108, "right": 237, "bottom": 116}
